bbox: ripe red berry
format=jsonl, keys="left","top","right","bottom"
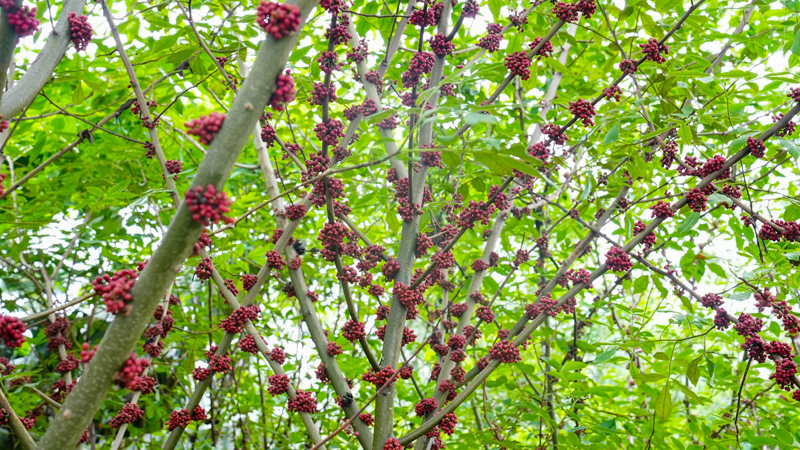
{"left": 504, "top": 51, "right": 532, "bottom": 80}
{"left": 110, "top": 403, "right": 144, "bottom": 428}
{"left": 166, "top": 409, "right": 191, "bottom": 431}
{"left": 68, "top": 13, "right": 92, "bottom": 51}
{"left": 489, "top": 339, "right": 521, "bottom": 363}
{"left": 256, "top": 1, "right": 301, "bottom": 40}
{"left": 605, "top": 246, "right": 632, "bottom": 273}
{"left": 184, "top": 112, "right": 225, "bottom": 145}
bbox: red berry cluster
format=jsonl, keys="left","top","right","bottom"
{"left": 191, "top": 406, "right": 207, "bottom": 421}
{"left": 68, "top": 13, "right": 92, "bottom": 51}
{"left": 192, "top": 367, "right": 210, "bottom": 381}
{"left": 504, "top": 51, "right": 532, "bottom": 81}
{"left": 772, "top": 113, "right": 796, "bottom": 137}
{"left": 314, "top": 119, "right": 345, "bottom": 146}
{"left": 476, "top": 305, "right": 495, "bottom": 323}
{"left": 383, "top": 437, "right": 403, "bottom": 450}
{"left": 747, "top": 136, "right": 766, "bottom": 158}
{"left": 713, "top": 308, "right": 731, "bottom": 330}
{"left": 603, "top": 85, "right": 622, "bottom": 102}
{"left": 256, "top": 1, "right": 301, "bottom": 40}
{"left": 542, "top": 123, "right": 568, "bottom": 145}
{"left": 166, "top": 409, "right": 191, "bottom": 431}
{"left": 529, "top": 36, "right": 553, "bottom": 60}
{"left": 56, "top": 354, "right": 80, "bottom": 373}
{"left": 308, "top": 82, "right": 337, "bottom": 106}
{"left": 552, "top": 1, "right": 579, "bottom": 22}
{"left": 317, "top": 50, "right": 341, "bottom": 74}
{"left": 477, "top": 23, "right": 503, "bottom": 53}
{"left": 209, "top": 353, "right": 232, "bottom": 373}
{"left": 429, "top": 33, "right": 455, "bottom": 56}
{"left": 184, "top": 184, "right": 234, "bottom": 226}
{"left": 116, "top": 353, "right": 150, "bottom": 390}
{"left": 269, "top": 70, "right": 296, "bottom": 111}
{"left": 184, "top": 112, "right": 225, "bottom": 145}
{"left": 287, "top": 389, "right": 317, "bottom": 413}
{"left": 242, "top": 274, "right": 258, "bottom": 291}
{"left": 268, "top": 373, "right": 290, "bottom": 395}
{"left": 93, "top": 269, "right": 138, "bottom": 315}
{"left": 639, "top": 38, "right": 669, "bottom": 64}
{"left": 649, "top": 200, "right": 674, "bottom": 219}
{"left": 165, "top": 160, "right": 182, "bottom": 179}
{"left": 110, "top": 403, "right": 144, "bottom": 428}
{"left": 347, "top": 38, "right": 368, "bottom": 64}
{"left": 619, "top": 58, "right": 637, "bottom": 74}
{"left": 195, "top": 257, "right": 213, "bottom": 281}
{"left": 0, "top": 0, "right": 39, "bottom": 37}
{"left": 686, "top": 188, "right": 707, "bottom": 212}
{"left": 0, "top": 314, "right": 26, "bottom": 349}
{"left": 605, "top": 246, "right": 632, "bottom": 273}
{"left": 324, "top": 15, "right": 352, "bottom": 46}
{"left": 220, "top": 305, "right": 260, "bottom": 334}
{"left": 789, "top": 87, "right": 800, "bottom": 103}
{"left": 633, "top": 220, "right": 657, "bottom": 252}
{"left": 401, "top": 51, "right": 435, "bottom": 89}
{"left": 260, "top": 123, "right": 277, "bottom": 146}
{"left": 489, "top": 339, "right": 521, "bottom": 363}
{"left": 414, "top": 397, "right": 438, "bottom": 416}
{"left": 509, "top": 9, "right": 527, "bottom": 31}
{"left": 343, "top": 320, "right": 366, "bottom": 341}
{"left": 362, "top": 366, "right": 396, "bottom": 387}
{"left": 569, "top": 99, "right": 596, "bottom": 127}
{"left": 462, "top": 0, "right": 479, "bottom": 18}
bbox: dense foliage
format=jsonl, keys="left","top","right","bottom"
{"left": 0, "top": 0, "right": 800, "bottom": 449}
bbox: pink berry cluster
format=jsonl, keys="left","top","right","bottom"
{"left": 287, "top": 389, "right": 317, "bottom": 413}
{"left": 639, "top": 38, "right": 669, "bottom": 64}
{"left": 116, "top": 353, "right": 150, "bottom": 390}
{"left": 414, "top": 397, "right": 438, "bottom": 416}
{"left": 219, "top": 305, "right": 260, "bottom": 334}
{"left": 489, "top": 339, "right": 521, "bottom": 363}
{"left": 256, "top": 1, "right": 301, "bottom": 40}
{"left": 195, "top": 257, "right": 213, "bottom": 281}
{"left": 429, "top": 33, "right": 455, "bottom": 56}
{"left": 184, "top": 184, "right": 234, "bottom": 226}
{"left": 166, "top": 409, "right": 192, "bottom": 431}
{"left": 504, "top": 51, "right": 532, "bottom": 81}
{"left": 269, "top": 70, "right": 296, "bottom": 111}
{"left": 605, "top": 246, "right": 632, "bottom": 273}
{"left": 401, "top": 52, "right": 435, "bottom": 88}
{"left": 0, "top": 0, "right": 39, "bottom": 37}
{"left": 93, "top": 269, "right": 138, "bottom": 315}
{"left": 529, "top": 36, "right": 553, "bottom": 60}
{"left": 0, "top": 315, "right": 26, "bottom": 348}
{"left": 68, "top": 13, "right": 92, "bottom": 51}
{"left": 342, "top": 320, "right": 366, "bottom": 341}
{"left": 747, "top": 136, "right": 766, "bottom": 158}
{"left": 477, "top": 23, "right": 503, "bottom": 53}
{"left": 569, "top": 99, "right": 597, "bottom": 127}
{"left": 184, "top": 112, "right": 225, "bottom": 145}
{"left": 110, "top": 403, "right": 144, "bottom": 428}
{"left": 619, "top": 59, "right": 637, "bottom": 74}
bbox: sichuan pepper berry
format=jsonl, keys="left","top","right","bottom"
{"left": 256, "top": 1, "right": 300, "bottom": 40}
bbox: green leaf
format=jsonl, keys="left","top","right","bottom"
{"left": 654, "top": 383, "right": 673, "bottom": 421}
{"left": 706, "top": 356, "right": 716, "bottom": 386}
{"left": 655, "top": 0, "right": 682, "bottom": 12}
{"left": 85, "top": 186, "right": 105, "bottom": 197}
{"left": 673, "top": 379, "right": 704, "bottom": 404}
{"left": 464, "top": 112, "right": 499, "bottom": 126}
{"left": 678, "top": 124, "right": 692, "bottom": 143}
{"left": 707, "top": 193, "right": 730, "bottom": 206}
{"left": 777, "top": 138, "right": 800, "bottom": 160}
{"left": 717, "top": 70, "right": 757, "bottom": 80}
{"left": 73, "top": 81, "right": 87, "bottom": 106}
{"left": 633, "top": 373, "right": 666, "bottom": 384}
{"left": 677, "top": 212, "right": 701, "bottom": 235}
{"left": 603, "top": 122, "right": 620, "bottom": 145}
{"left": 792, "top": 28, "right": 800, "bottom": 56}
{"left": 687, "top": 356, "right": 702, "bottom": 386}
{"left": 593, "top": 346, "right": 618, "bottom": 364}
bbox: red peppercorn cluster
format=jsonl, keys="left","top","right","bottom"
{"left": 489, "top": 339, "right": 521, "bottom": 363}
{"left": 116, "top": 353, "right": 150, "bottom": 390}
{"left": 308, "top": 82, "right": 337, "bottom": 106}
{"left": 68, "top": 13, "right": 92, "bottom": 51}
{"left": 477, "top": 23, "right": 503, "bottom": 53}
{"left": 342, "top": 320, "right": 366, "bottom": 342}
{"left": 314, "top": 119, "right": 345, "bottom": 146}
{"left": 269, "top": 70, "right": 296, "bottom": 111}
{"left": 192, "top": 367, "right": 210, "bottom": 381}
{"left": 164, "top": 160, "right": 182, "bottom": 179}
{"left": 788, "top": 87, "right": 800, "bottom": 102}
{"left": 377, "top": 112, "right": 400, "bottom": 130}
{"left": 363, "top": 366, "right": 396, "bottom": 387}
{"left": 324, "top": 15, "right": 352, "bottom": 46}
{"left": 504, "top": 51, "right": 532, "bottom": 81}
{"left": 650, "top": 200, "right": 674, "bottom": 218}
{"left": 686, "top": 188, "right": 707, "bottom": 212}
{"left": 529, "top": 36, "right": 553, "bottom": 60}
{"left": 569, "top": 99, "right": 596, "bottom": 127}
{"left": 471, "top": 259, "right": 490, "bottom": 272}
{"left": 429, "top": 33, "right": 455, "bottom": 57}
{"left": 734, "top": 313, "right": 763, "bottom": 337}
{"left": 317, "top": 50, "right": 341, "bottom": 74}
{"left": 527, "top": 142, "right": 550, "bottom": 163}
{"left": 194, "top": 257, "right": 213, "bottom": 282}
{"left": 287, "top": 389, "right": 317, "bottom": 413}
{"left": 166, "top": 409, "right": 191, "bottom": 431}
{"left": 93, "top": 269, "right": 138, "bottom": 315}
{"left": 431, "top": 250, "right": 456, "bottom": 270}
{"left": 234, "top": 277, "right": 255, "bottom": 296}
{"left": 267, "top": 373, "right": 290, "bottom": 395}
{"left": 660, "top": 141, "right": 677, "bottom": 169}
{"left": 383, "top": 437, "right": 403, "bottom": 450}
{"left": 542, "top": 123, "right": 568, "bottom": 145}
{"left": 110, "top": 403, "right": 144, "bottom": 428}
{"left": 700, "top": 293, "right": 722, "bottom": 308}
{"left": 191, "top": 406, "right": 207, "bottom": 422}
{"left": 619, "top": 58, "right": 637, "bottom": 74}
{"left": 772, "top": 113, "right": 796, "bottom": 137}
{"left": 476, "top": 305, "right": 495, "bottom": 323}
{"left": 0, "top": 0, "right": 39, "bottom": 37}
{"left": 605, "top": 246, "right": 632, "bottom": 273}
{"left": 553, "top": 1, "right": 579, "bottom": 22}
{"left": 771, "top": 358, "right": 798, "bottom": 391}
{"left": 394, "top": 282, "right": 423, "bottom": 311}
{"left": 260, "top": 123, "right": 277, "bottom": 147}
{"left": 449, "top": 302, "right": 467, "bottom": 318}
{"left": 462, "top": 0, "right": 479, "bottom": 18}
{"left": 747, "top": 136, "right": 766, "bottom": 158}
{"left": 55, "top": 353, "right": 79, "bottom": 373}
{"left": 184, "top": 112, "right": 225, "bottom": 145}
{"left": 381, "top": 257, "right": 400, "bottom": 280}
{"left": 633, "top": 220, "right": 656, "bottom": 252}
{"left": 713, "top": 308, "right": 731, "bottom": 330}
{"left": 347, "top": 38, "right": 368, "bottom": 63}
{"left": 577, "top": 0, "right": 596, "bottom": 18}
{"left": 603, "top": 85, "right": 622, "bottom": 102}
{"left": 457, "top": 200, "right": 494, "bottom": 229}
{"left": 209, "top": 353, "right": 232, "bottom": 373}
{"left": 448, "top": 334, "right": 466, "bottom": 350}
{"left": 184, "top": 184, "right": 234, "bottom": 226}
{"left": 220, "top": 305, "right": 260, "bottom": 335}
{"left": 143, "top": 339, "right": 163, "bottom": 358}
{"left": 414, "top": 397, "right": 438, "bottom": 416}
{"left": 639, "top": 38, "right": 669, "bottom": 64}
{"left": 256, "top": 1, "right": 300, "bottom": 40}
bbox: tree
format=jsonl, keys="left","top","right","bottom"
{"left": 0, "top": 0, "right": 799, "bottom": 448}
